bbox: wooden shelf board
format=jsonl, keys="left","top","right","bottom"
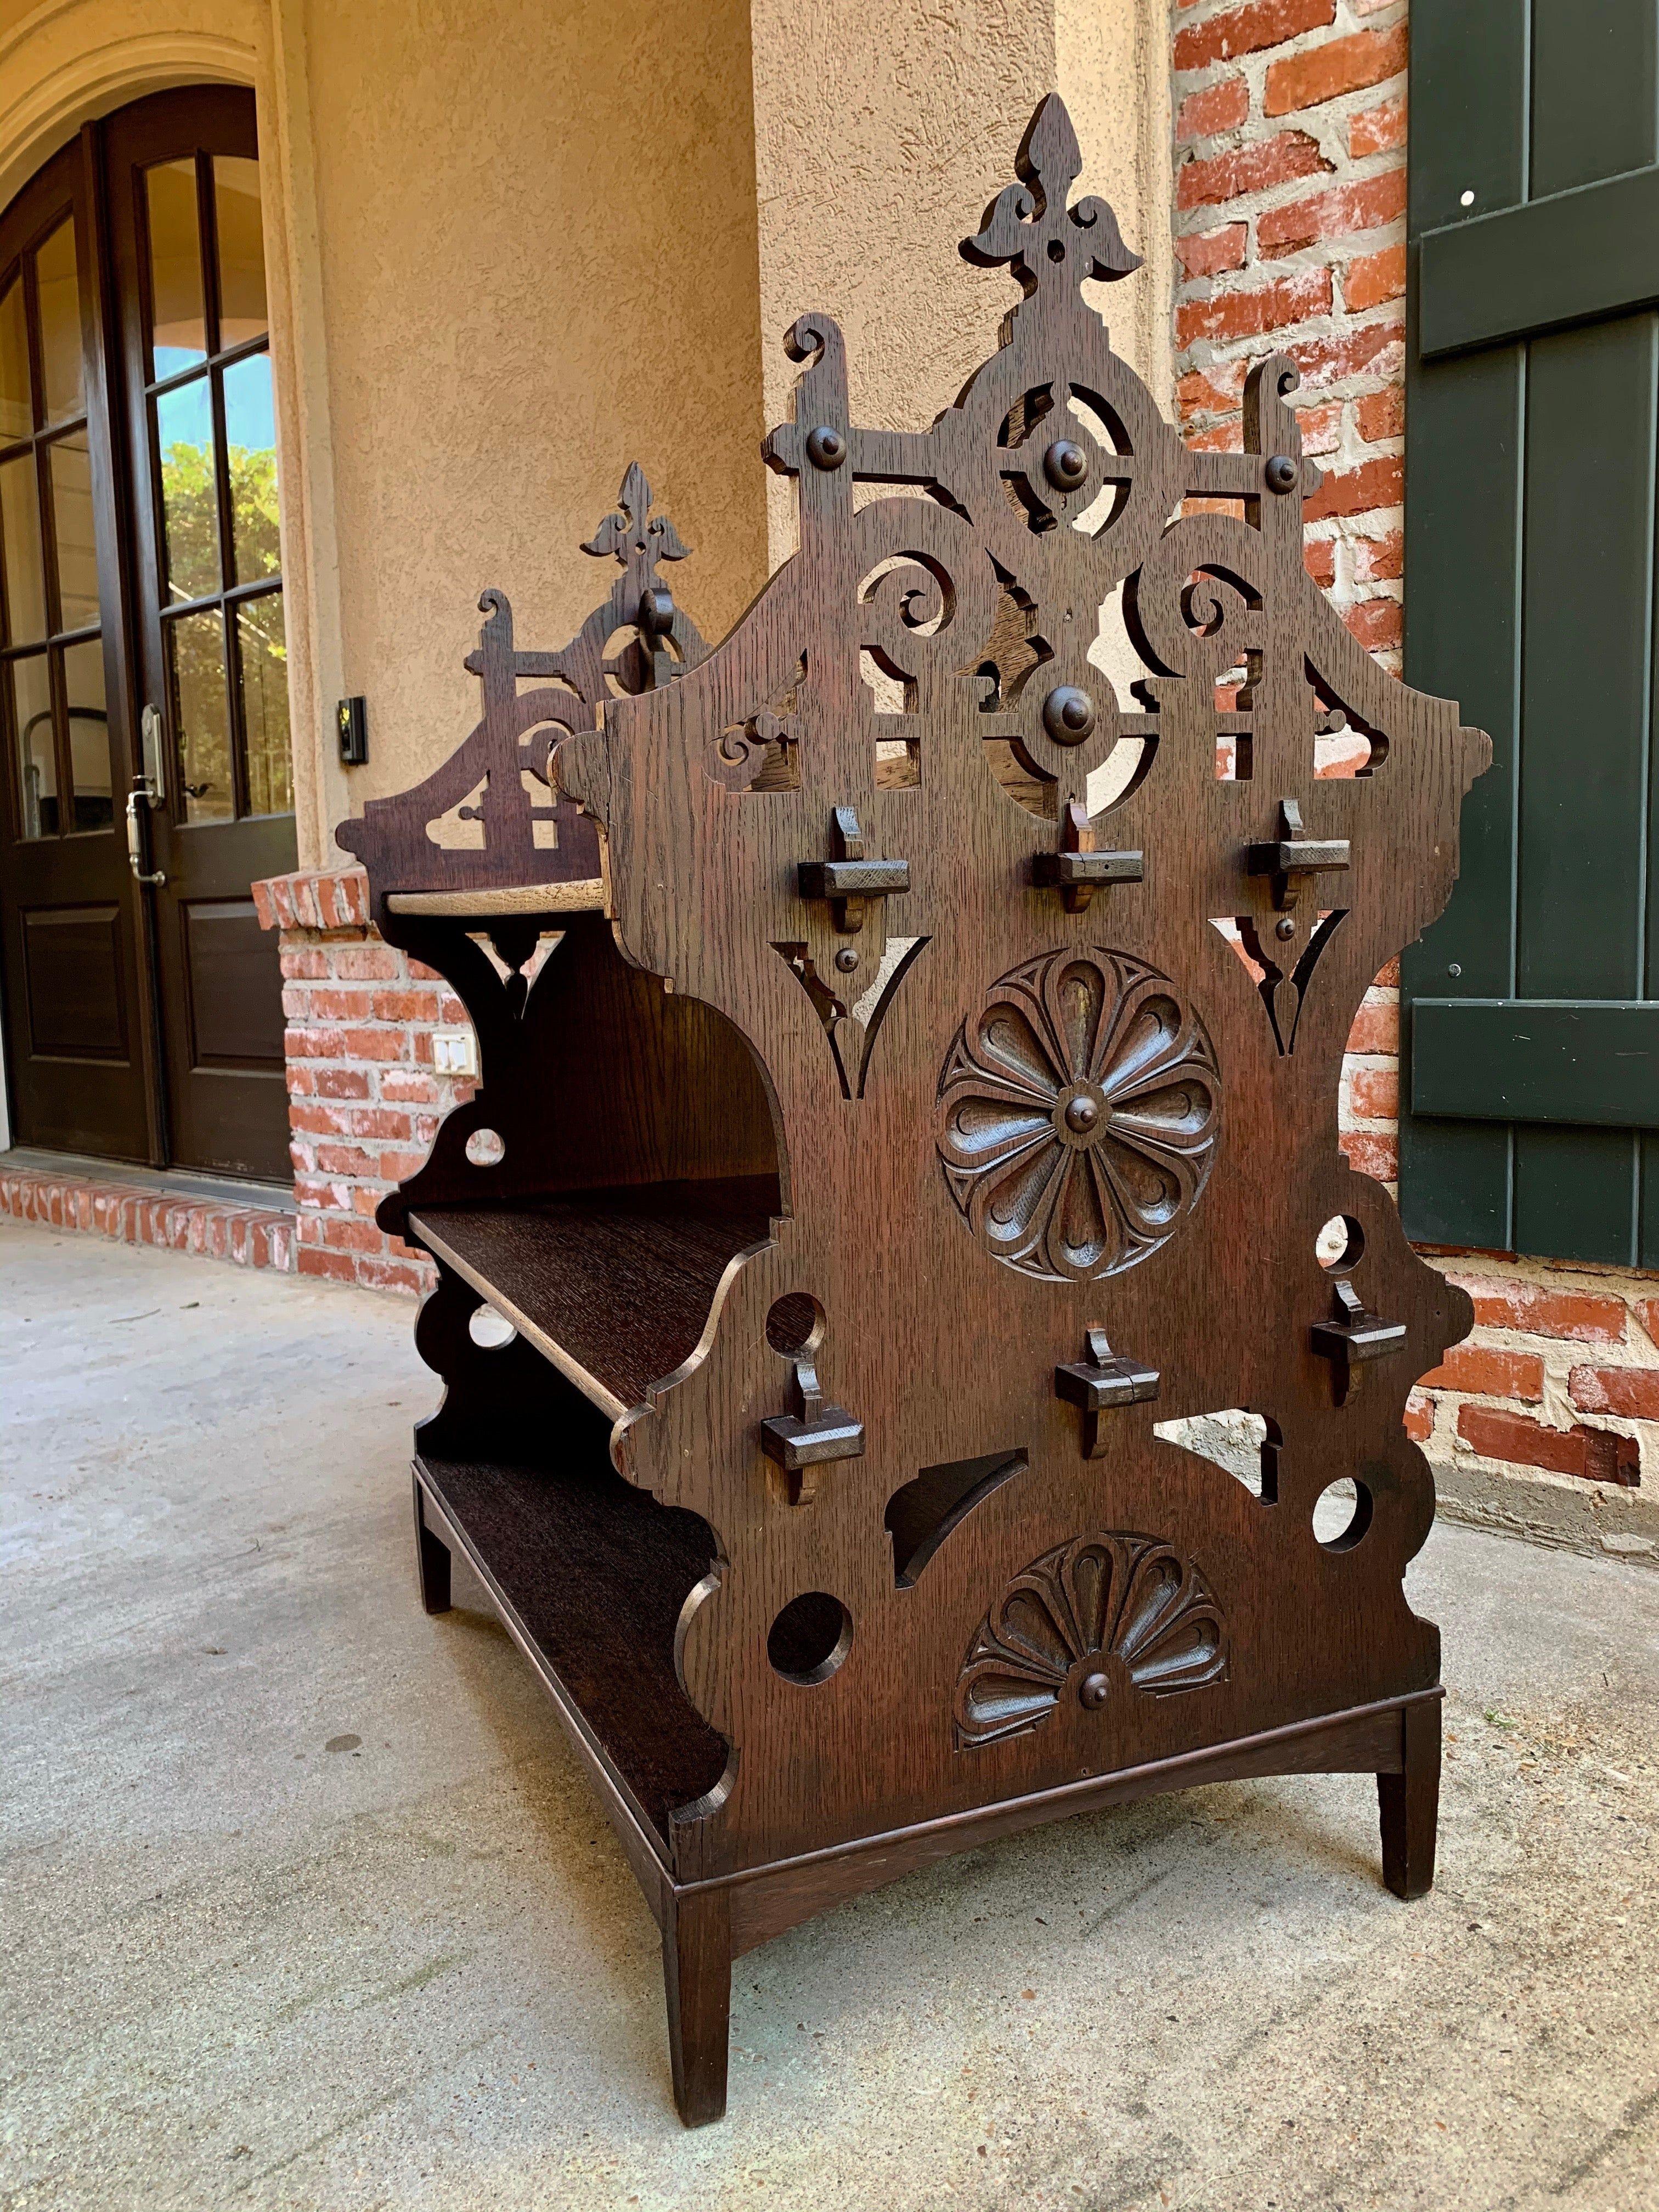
{"left": 386, "top": 879, "right": 605, "bottom": 917}
{"left": 409, "top": 1177, "right": 777, "bottom": 1419}
{"left": 417, "top": 1448, "right": 729, "bottom": 1847}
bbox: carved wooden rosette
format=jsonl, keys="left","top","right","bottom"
{"left": 551, "top": 94, "right": 1486, "bottom": 1877}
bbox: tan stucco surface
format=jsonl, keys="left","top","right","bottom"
{"left": 748, "top": 0, "right": 1172, "bottom": 563}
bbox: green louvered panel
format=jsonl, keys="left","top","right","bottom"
{"left": 1402, "top": 0, "right": 1659, "bottom": 1267}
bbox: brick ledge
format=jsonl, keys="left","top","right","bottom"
{"left": 253, "top": 865, "right": 370, "bottom": 934}
{"left": 0, "top": 1165, "right": 296, "bottom": 1273}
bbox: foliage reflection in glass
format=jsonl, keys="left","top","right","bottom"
{"left": 222, "top": 353, "right": 279, "bottom": 584}
{"left": 154, "top": 376, "right": 218, "bottom": 602}
{"left": 238, "top": 591, "right": 290, "bottom": 814}
{"left": 166, "top": 605, "right": 232, "bottom": 822}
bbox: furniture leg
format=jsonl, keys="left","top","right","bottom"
{"left": 413, "top": 1478, "right": 452, "bottom": 1615}
{"left": 1378, "top": 1696, "right": 1440, "bottom": 1900}
{"left": 662, "top": 1884, "right": 731, "bottom": 2127}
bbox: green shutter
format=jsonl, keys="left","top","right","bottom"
{"left": 1402, "top": 0, "right": 1659, "bottom": 1266}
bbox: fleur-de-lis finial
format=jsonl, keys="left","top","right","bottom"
{"left": 961, "top": 93, "right": 1142, "bottom": 297}
{"left": 580, "top": 461, "right": 691, "bottom": 565}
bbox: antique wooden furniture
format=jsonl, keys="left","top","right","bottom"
{"left": 341, "top": 97, "right": 1488, "bottom": 2128}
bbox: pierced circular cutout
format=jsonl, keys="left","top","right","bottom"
{"left": 765, "top": 1292, "right": 825, "bottom": 1358}
{"left": 1317, "top": 1214, "right": 1364, "bottom": 1272}
{"left": 767, "top": 1592, "right": 852, "bottom": 1685}
{"left": 1313, "top": 1477, "right": 1373, "bottom": 1553}
{"left": 468, "top": 1304, "right": 517, "bottom": 1349}
{"left": 465, "top": 1127, "right": 506, "bottom": 1167}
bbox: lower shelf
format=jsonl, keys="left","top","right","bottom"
{"left": 416, "top": 1446, "right": 729, "bottom": 1846}
{"left": 409, "top": 1176, "right": 777, "bottom": 1418}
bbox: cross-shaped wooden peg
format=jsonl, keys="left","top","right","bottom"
{"left": 797, "top": 805, "right": 910, "bottom": 934}
{"left": 1054, "top": 1326, "right": 1160, "bottom": 1457}
{"left": 1246, "top": 797, "right": 1350, "bottom": 913}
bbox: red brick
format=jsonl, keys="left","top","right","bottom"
{"left": 1350, "top": 92, "right": 1405, "bottom": 159}
{"left": 297, "top": 1246, "right": 358, "bottom": 1285}
{"left": 1174, "top": 0, "right": 1334, "bottom": 71}
{"left": 279, "top": 946, "right": 330, "bottom": 980}
{"left": 338, "top": 1026, "right": 408, "bottom": 1063}
{"left": 374, "top": 1148, "right": 430, "bottom": 1182}
{"left": 289, "top": 1101, "right": 356, "bottom": 1138}
{"left": 1638, "top": 1299, "right": 1659, "bottom": 1350}
{"left": 356, "top": 1253, "right": 431, "bottom": 1296}
{"left": 1568, "top": 1365, "right": 1659, "bottom": 1421}
{"left": 1346, "top": 243, "right": 1406, "bottom": 313}
{"left": 1347, "top": 1064, "right": 1398, "bottom": 1118}
{"left": 1176, "top": 223, "right": 1249, "bottom": 279}
{"left": 340, "top": 1107, "right": 415, "bottom": 1141}
{"left": 1177, "top": 131, "right": 1331, "bottom": 213}
{"left": 1265, "top": 24, "right": 1407, "bottom": 116}
{"left": 1338, "top": 1128, "right": 1397, "bottom": 1181}
{"left": 1304, "top": 537, "right": 1336, "bottom": 587}
{"left": 1302, "top": 454, "right": 1402, "bottom": 523}
{"left": 1189, "top": 421, "right": 1245, "bottom": 454}
{"left": 309, "top": 1065, "right": 375, "bottom": 1102}
{"left": 370, "top": 988, "right": 442, "bottom": 1024}
{"left": 284, "top": 1026, "right": 348, "bottom": 1060}
{"left": 1260, "top": 170, "right": 1406, "bottom": 257}
{"left": 1356, "top": 386, "right": 1404, "bottom": 444}
{"left": 1179, "top": 363, "right": 1247, "bottom": 420}
{"left": 1457, "top": 1405, "right": 1641, "bottom": 1487}
{"left": 314, "top": 1143, "right": 383, "bottom": 1178}
{"left": 407, "top": 958, "right": 443, "bottom": 983}
{"left": 1176, "top": 75, "right": 1250, "bottom": 144}
{"left": 1374, "top": 956, "right": 1401, "bottom": 988}
{"left": 1451, "top": 1280, "right": 1628, "bottom": 1346}
{"left": 1345, "top": 997, "right": 1398, "bottom": 1054}
{"left": 381, "top": 1070, "right": 441, "bottom": 1105}
{"left": 329, "top": 944, "right": 402, "bottom": 982}
{"left": 294, "top": 1176, "right": 349, "bottom": 1210}
{"left": 1288, "top": 314, "right": 1403, "bottom": 388}
{"left": 1404, "top": 1393, "right": 1434, "bottom": 1444}
{"left": 1344, "top": 596, "right": 1402, "bottom": 651}
{"left": 318, "top": 986, "right": 390, "bottom": 1023}
{"left": 320, "top": 1214, "right": 388, "bottom": 1254}
{"left": 1176, "top": 268, "right": 1332, "bottom": 349}
{"left": 1353, "top": 528, "right": 1403, "bottom": 582}
{"left": 1419, "top": 1345, "right": 1545, "bottom": 1400}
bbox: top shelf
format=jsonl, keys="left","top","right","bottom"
{"left": 386, "top": 880, "right": 605, "bottom": 918}
{"left": 408, "top": 1177, "right": 777, "bottom": 1418}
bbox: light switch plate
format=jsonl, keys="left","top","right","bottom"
{"left": 431, "top": 1025, "right": 478, "bottom": 1079}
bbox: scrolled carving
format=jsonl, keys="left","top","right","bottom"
{"left": 935, "top": 947, "right": 1220, "bottom": 1281}
{"left": 955, "top": 1532, "right": 1228, "bottom": 1749}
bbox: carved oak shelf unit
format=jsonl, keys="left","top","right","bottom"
{"left": 341, "top": 100, "right": 1487, "bottom": 2128}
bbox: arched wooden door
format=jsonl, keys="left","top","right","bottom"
{"left": 0, "top": 87, "right": 296, "bottom": 1180}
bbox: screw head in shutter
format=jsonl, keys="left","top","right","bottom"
{"left": 1043, "top": 438, "right": 1088, "bottom": 490}
{"left": 1042, "top": 685, "right": 1096, "bottom": 744}
{"left": 806, "top": 426, "right": 847, "bottom": 470}
{"left": 1264, "top": 454, "right": 1299, "bottom": 495}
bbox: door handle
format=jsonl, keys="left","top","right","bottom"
{"left": 126, "top": 778, "right": 165, "bottom": 885}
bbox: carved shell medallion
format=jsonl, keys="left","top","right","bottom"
{"left": 955, "top": 1531, "right": 1228, "bottom": 1750}
{"left": 935, "top": 948, "right": 1220, "bottom": 1280}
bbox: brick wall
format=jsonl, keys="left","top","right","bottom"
{"left": 253, "top": 868, "right": 473, "bottom": 1296}
{"left": 1171, "top": 0, "right": 1656, "bottom": 1561}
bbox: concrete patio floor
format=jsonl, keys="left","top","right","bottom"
{"left": 2, "top": 1218, "right": 1656, "bottom": 2212}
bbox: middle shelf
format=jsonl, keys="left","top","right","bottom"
{"left": 409, "top": 1175, "right": 778, "bottom": 1418}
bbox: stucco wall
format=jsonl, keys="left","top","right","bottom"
{"left": 748, "top": 0, "right": 1172, "bottom": 565}
{"left": 300, "top": 0, "right": 769, "bottom": 841}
